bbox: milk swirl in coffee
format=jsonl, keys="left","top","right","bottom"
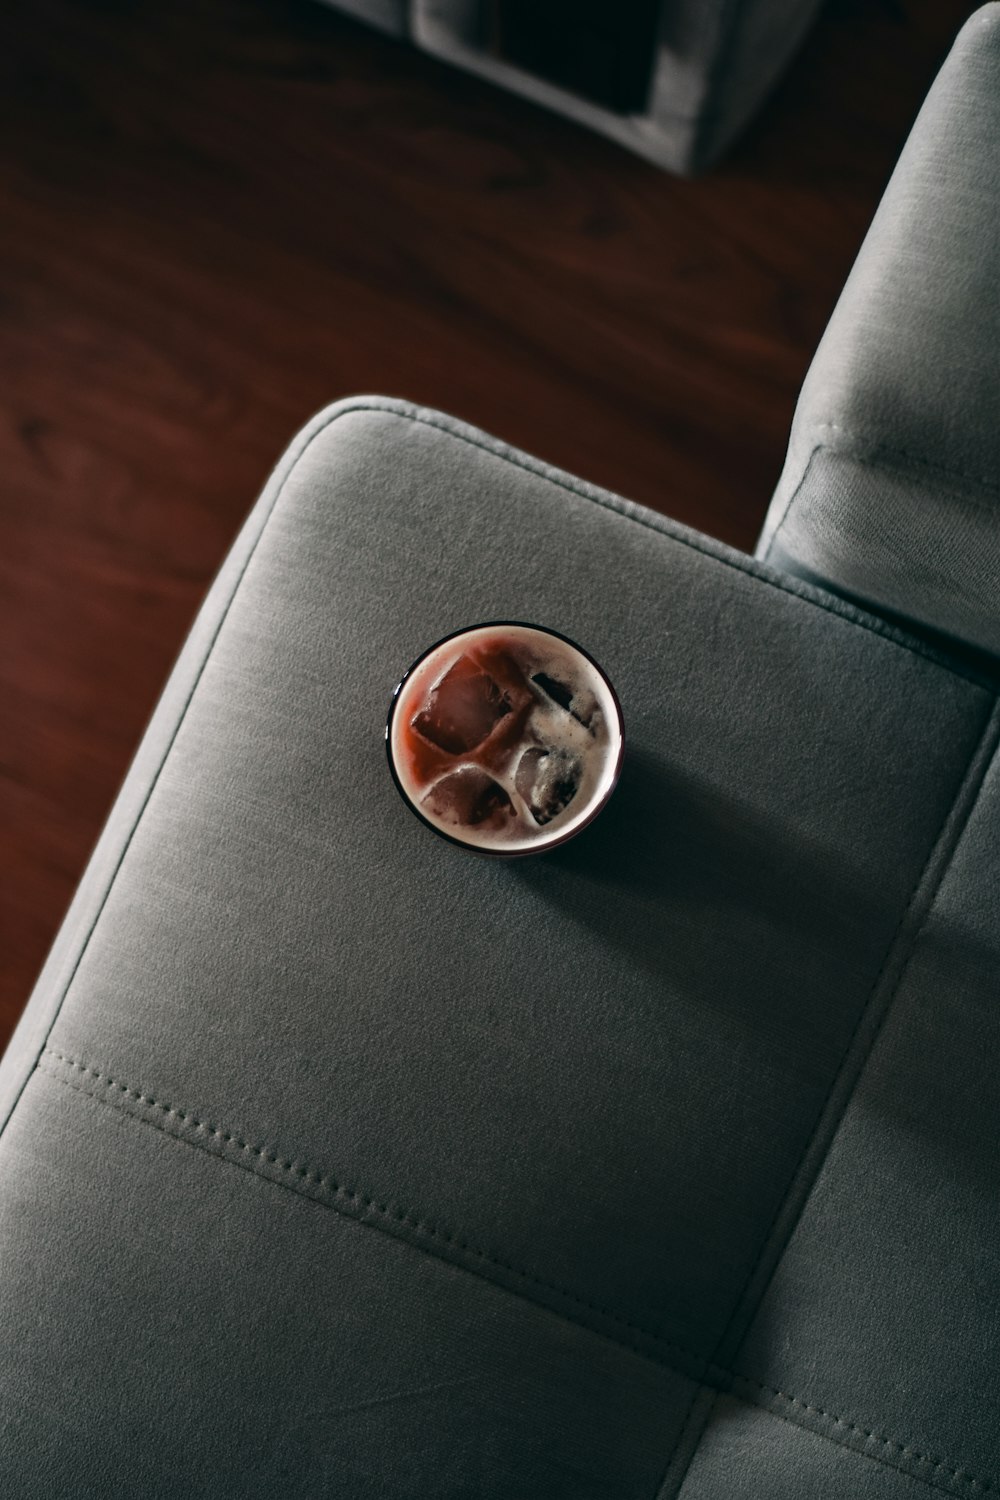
{"left": 388, "top": 624, "right": 623, "bottom": 854}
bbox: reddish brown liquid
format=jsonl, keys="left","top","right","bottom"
{"left": 400, "top": 635, "right": 538, "bottom": 793}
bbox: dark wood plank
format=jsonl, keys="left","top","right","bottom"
{"left": 0, "top": 0, "right": 978, "bottom": 1046}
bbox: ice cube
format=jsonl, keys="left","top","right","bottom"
{"left": 532, "top": 673, "right": 601, "bottom": 733}
{"left": 413, "top": 654, "right": 511, "bottom": 755}
{"left": 423, "top": 768, "right": 514, "bottom": 829}
{"left": 515, "top": 747, "right": 581, "bottom": 826}
{"left": 531, "top": 672, "right": 573, "bottom": 712}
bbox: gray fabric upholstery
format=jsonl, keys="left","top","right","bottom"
{"left": 681, "top": 1398, "right": 937, "bottom": 1499}
{"left": 758, "top": 6, "right": 1000, "bottom": 657}
{"left": 1, "top": 1072, "right": 688, "bottom": 1497}
{"left": 317, "top": 0, "right": 824, "bottom": 174}
{"left": 2, "top": 397, "right": 999, "bottom": 1495}
{"left": 730, "top": 752, "right": 1000, "bottom": 1489}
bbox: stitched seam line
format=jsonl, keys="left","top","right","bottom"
{"left": 32, "top": 1047, "right": 1000, "bottom": 1499}
{"left": 764, "top": 427, "right": 1000, "bottom": 578}
{"left": 35, "top": 1047, "right": 699, "bottom": 1373}
{"left": 728, "top": 1376, "right": 997, "bottom": 1496}
{"left": 714, "top": 697, "right": 1000, "bottom": 1354}
{"left": 811, "top": 422, "right": 1000, "bottom": 496}
{"left": 657, "top": 697, "right": 1000, "bottom": 1499}
{"left": 762, "top": 443, "right": 821, "bottom": 564}
{"left": 720, "top": 819, "right": 959, "bottom": 1322}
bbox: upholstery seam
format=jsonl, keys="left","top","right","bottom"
{"left": 810, "top": 423, "right": 1000, "bottom": 497}
{"left": 35, "top": 1047, "right": 700, "bottom": 1373}
{"left": 762, "top": 443, "right": 820, "bottom": 564}
{"left": 659, "top": 1381, "right": 716, "bottom": 1498}
{"left": 721, "top": 718, "right": 1000, "bottom": 1333}
{"left": 765, "top": 428, "right": 1000, "bottom": 570}
{"left": 727, "top": 1376, "right": 997, "bottom": 1496}
{"left": 30, "top": 1046, "right": 1000, "bottom": 1499}
{"left": 657, "top": 697, "right": 1000, "bottom": 1498}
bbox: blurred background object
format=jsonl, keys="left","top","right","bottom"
{"left": 348, "top": 0, "right": 829, "bottom": 175}
{"left": 0, "top": 0, "right": 980, "bottom": 1046}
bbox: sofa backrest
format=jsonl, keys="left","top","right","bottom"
{"left": 757, "top": 6, "right": 1000, "bottom": 659}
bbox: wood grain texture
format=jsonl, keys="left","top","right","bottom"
{"left": 0, "top": 0, "right": 978, "bottom": 1046}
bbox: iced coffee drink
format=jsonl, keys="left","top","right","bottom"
{"left": 387, "top": 623, "right": 624, "bottom": 855}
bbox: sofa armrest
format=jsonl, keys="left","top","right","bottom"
{"left": 757, "top": 5, "right": 1000, "bottom": 657}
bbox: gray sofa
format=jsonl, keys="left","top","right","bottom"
{"left": 318, "top": 0, "right": 825, "bottom": 174}
{"left": 1, "top": 8, "right": 998, "bottom": 1496}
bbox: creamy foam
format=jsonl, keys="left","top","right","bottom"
{"left": 388, "top": 624, "right": 623, "bottom": 854}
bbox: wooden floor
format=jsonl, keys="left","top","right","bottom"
{"left": 0, "top": 0, "right": 977, "bottom": 1046}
